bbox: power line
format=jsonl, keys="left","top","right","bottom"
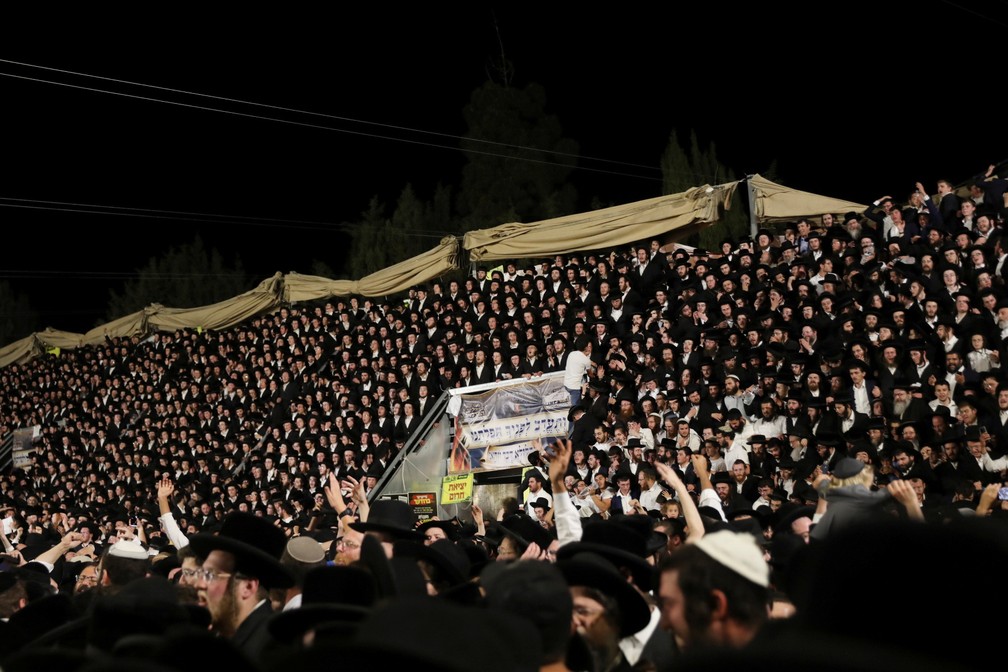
{"left": 0, "top": 199, "right": 457, "bottom": 239}
{"left": 0, "top": 58, "right": 664, "bottom": 174}
{"left": 0, "top": 69, "right": 666, "bottom": 184}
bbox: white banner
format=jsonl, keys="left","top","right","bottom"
{"left": 448, "top": 372, "right": 570, "bottom": 473}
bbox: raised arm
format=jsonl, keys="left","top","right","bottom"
{"left": 691, "top": 453, "right": 726, "bottom": 523}
{"left": 325, "top": 472, "right": 349, "bottom": 515}
{"left": 34, "top": 530, "right": 84, "bottom": 568}
{"left": 157, "top": 475, "right": 190, "bottom": 549}
{"left": 976, "top": 483, "right": 1001, "bottom": 517}
{"left": 886, "top": 480, "right": 925, "bottom": 522}
{"left": 655, "top": 460, "right": 705, "bottom": 540}
{"left": 548, "top": 438, "right": 582, "bottom": 546}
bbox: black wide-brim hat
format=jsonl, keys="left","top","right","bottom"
{"left": 267, "top": 565, "right": 376, "bottom": 644}
{"left": 555, "top": 518, "right": 657, "bottom": 593}
{"left": 394, "top": 538, "right": 471, "bottom": 588}
{"left": 188, "top": 512, "right": 295, "bottom": 589}
{"left": 556, "top": 551, "right": 651, "bottom": 637}
{"left": 415, "top": 517, "right": 462, "bottom": 542}
{"left": 349, "top": 499, "right": 423, "bottom": 541}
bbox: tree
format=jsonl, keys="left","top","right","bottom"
{"left": 456, "top": 80, "right": 578, "bottom": 232}
{"left": 105, "top": 235, "right": 250, "bottom": 321}
{"left": 345, "top": 184, "right": 457, "bottom": 280}
{"left": 660, "top": 129, "right": 759, "bottom": 249}
{"left": 0, "top": 281, "right": 39, "bottom": 348}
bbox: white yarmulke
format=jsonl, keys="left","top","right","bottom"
{"left": 691, "top": 530, "right": 770, "bottom": 587}
{"left": 107, "top": 540, "right": 149, "bottom": 560}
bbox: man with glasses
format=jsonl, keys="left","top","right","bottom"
{"left": 333, "top": 517, "right": 365, "bottom": 566}
{"left": 73, "top": 561, "right": 100, "bottom": 595}
{"left": 189, "top": 511, "right": 294, "bottom": 657}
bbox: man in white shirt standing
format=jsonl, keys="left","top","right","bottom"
{"left": 564, "top": 336, "right": 594, "bottom": 409}
{"left": 637, "top": 466, "right": 665, "bottom": 513}
{"left": 524, "top": 472, "right": 553, "bottom": 517}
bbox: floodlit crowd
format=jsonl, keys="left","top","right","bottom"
{"left": 1, "top": 171, "right": 1008, "bottom": 671}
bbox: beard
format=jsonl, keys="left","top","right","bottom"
{"left": 208, "top": 580, "right": 240, "bottom": 637}
{"left": 893, "top": 399, "right": 909, "bottom": 416}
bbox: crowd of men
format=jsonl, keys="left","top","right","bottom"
{"left": 1, "top": 172, "right": 1008, "bottom": 671}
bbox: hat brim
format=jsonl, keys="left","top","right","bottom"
{"left": 557, "top": 554, "right": 652, "bottom": 637}
{"left": 555, "top": 541, "right": 656, "bottom": 593}
{"left": 188, "top": 533, "right": 295, "bottom": 589}
{"left": 348, "top": 521, "right": 424, "bottom": 541}
{"left": 393, "top": 542, "right": 468, "bottom": 587}
{"left": 267, "top": 604, "right": 371, "bottom": 643}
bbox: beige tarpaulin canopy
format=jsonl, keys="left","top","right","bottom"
{"left": 463, "top": 183, "right": 731, "bottom": 262}
{"left": 0, "top": 177, "right": 864, "bottom": 368}
{"left": 284, "top": 236, "right": 459, "bottom": 304}
{"left": 743, "top": 174, "right": 868, "bottom": 224}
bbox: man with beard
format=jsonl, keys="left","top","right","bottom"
{"left": 906, "top": 340, "right": 940, "bottom": 390}
{"left": 995, "top": 297, "right": 1008, "bottom": 341}
{"left": 801, "top": 370, "right": 827, "bottom": 405}
{"left": 943, "top": 349, "right": 976, "bottom": 401}
{"left": 558, "top": 551, "right": 653, "bottom": 672}
{"left": 827, "top": 394, "right": 869, "bottom": 441}
{"left": 990, "top": 383, "right": 1008, "bottom": 458}
{"left": 783, "top": 393, "right": 811, "bottom": 437}
{"left": 332, "top": 516, "right": 365, "bottom": 566}
{"left": 725, "top": 408, "right": 754, "bottom": 446}
{"left": 866, "top": 417, "right": 894, "bottom": 455}
{"left": 658, "top": 530, "right": 770, "bottom": 653}
{"left": 722, "top": 374, "right": 757, "bottom": 416}
{"left": 890, "top": 380, "right": 929, "bottom": 423}
{"left": 189, "top": 512, "right": 295, "bottom": 658}
{"left": 750, "top": 398, "right": 787, "bottom": 440}
{"left": 875, "top": 340, "right": 904, "bottom": 399}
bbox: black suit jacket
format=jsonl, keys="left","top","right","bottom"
{"left": 632, "top": 260, "right": 667, "bottom": 299}
{"left": 231, "top": 599, "right": 278, "bottom": 660}
{"left": 570, "top": 413, "right": 601, "bottom": 452}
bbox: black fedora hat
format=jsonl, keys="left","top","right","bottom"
{"left": 496, "top": 513, "right": 555, "bottom": 552}
{"left": 351, "top": 596, "right": 542, "bottom": 672}
{"left": 556, "top": 551, "right": 651, "bottom": 637}
{"left": 349, "top": 499, "right": 423, "bottom": 541}
{"left": 416, "top": 518, "right": 462, "bottom": 542}
{"left": 393, "top": 538, "right": 471, "bottom": 589}
{"left": 267, "top": 565, "right": 376, "bottom": 644}
{"left": 188, "top": 511, "right": 294, "bottom": 589}
{"left": 555, "top": 518, "right": 656, "bottom": 593}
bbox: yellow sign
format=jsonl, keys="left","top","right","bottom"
{"left": 441, "top": 473, "right": 474, "bottom": 504}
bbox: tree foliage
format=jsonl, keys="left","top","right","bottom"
{"left": 456, "top": 80, "right": 579, "bottom": 232}
{"left": 660, "top": 129, "right": 751, "bottom": 249}
{"left": 105, "top": 235, "right": 250, "bottom": 321}
{"left": 0, "top": 281, "right": 39, "bottom": 347}
{"left": 345, "top": 185, "right": 452, "bottom": 281}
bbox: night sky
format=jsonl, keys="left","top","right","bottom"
{"left": 3, "top": 5, "right": 1006, "bottom": 334}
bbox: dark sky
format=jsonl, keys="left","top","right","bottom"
{"left": 3, "top": 5, "right": 1007, "bottom": 335}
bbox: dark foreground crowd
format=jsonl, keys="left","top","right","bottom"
{"left": 1, "top": 172, "right": 1008, "bottom": 672}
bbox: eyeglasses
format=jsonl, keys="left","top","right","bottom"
{"left": 572, "top": 605, "right": 606, "bottom": 619}
{"left": 185, "top": 568, "right": 234, "bottom": 583}
{"left": 76, "top": 574, "right": 98, "bottom": 584}
{"left": 335, "top": 538, "right": 360, "bottom": 550}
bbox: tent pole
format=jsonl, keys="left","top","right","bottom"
{"left": 746, "top": 175, "right": 758, "bottom": 240}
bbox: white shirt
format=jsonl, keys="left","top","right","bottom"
{"left": 614, "top": 489, "right": 636, "bottom": 514}
{"left": 852, "top": 382, "right": 871, "bottom": 415}
{"left": 929, "top": 398, "right": 958, "bottom": 417}
{"left": 563, "top": 350, "right": 593, "bottom": 390}
{"left": 620, "top": 606, "right": 662, "bottom": 665}
{"left": 750, "top": 415, "right": 786, "bottom": 438}
{"left": 524, "top": 489, "right": 552, "bottom": 516}
{"left": 724, "top": 441, "right": 750, "bottom": 466}
{"left": 638, "top": 481, "right": 664, "bottom": 512}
